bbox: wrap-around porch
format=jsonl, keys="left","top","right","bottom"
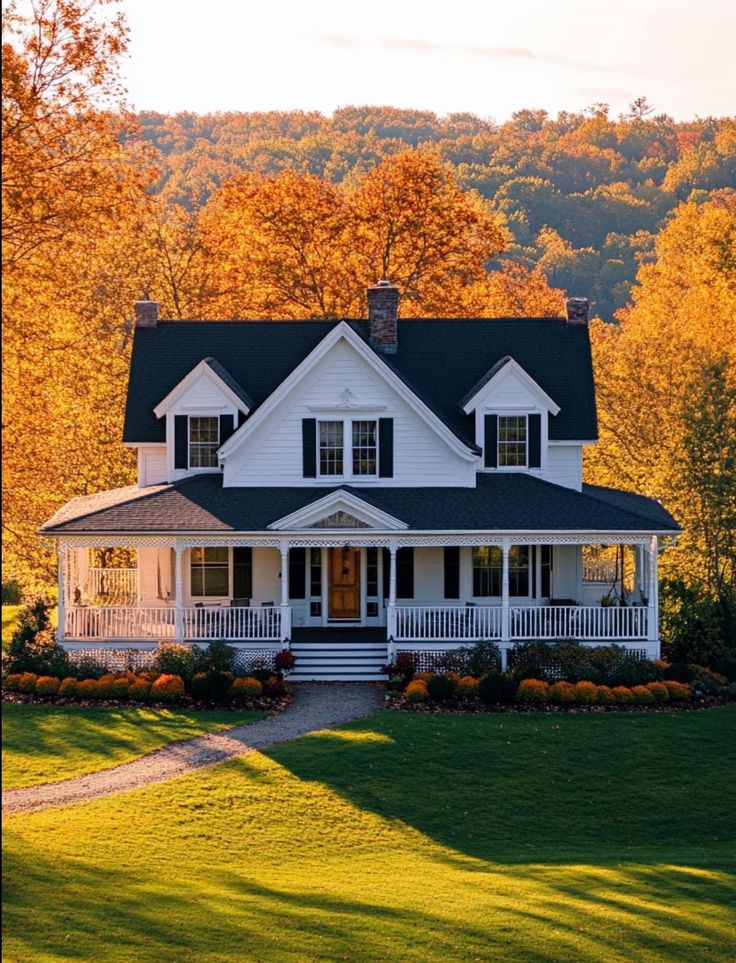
{"left": 57, "top": 533, "right": 662, "bottom": 660}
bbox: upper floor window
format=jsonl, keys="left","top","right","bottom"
{"left": 319, "top": 421, "right": 344, "bottom": 475}
{"left": 189, "top": 416, "right": 219, "bottom": 468}
{"left": 352, "top": 420, "right": 378, "bottom": 475}
{"left": 498, "top": 415, "right": 527, "bottom": 467}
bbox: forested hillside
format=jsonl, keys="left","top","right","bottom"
{"left": 137, "top": 105, "right": 736, "bottom": 319}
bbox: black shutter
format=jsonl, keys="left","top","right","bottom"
{"left": 237, "top": 409, "right": 247, "bottom": 427}
{"left": 302, "top": 418, "right": 317, "bottom": 477}
{"left": 397, "top": 548, "right": 414, "bottom": 599}
{"left": 379, "top": 418, "right": 394, "bottom": 477}
{"left": 541, "top": 545, "right": 552, "bottom": 598}
{"left": 288, "top": 548, "right": 306, "bottom": 600}
{"left": 174, "top": 415, "right": 188, "bottom": 469}
{"left": 531, "top": 546, "right": 537, "bottom": 598}
{"left": 382, "top": 548, "right": 390, "bottom": 598}
{"left": 219, "top": 414, "right": 234, "bottom": 447}
{"left": 529, "top": 413, "right": 542, "bottom": 469}
{"left": 233, "top": 547, "right": 252, "bottom": 600}
{"left": 444, "top": 547, "right": 460, "bottom": 599}
{"left": 484, "top": 415, "right": 498, "bottom": 468}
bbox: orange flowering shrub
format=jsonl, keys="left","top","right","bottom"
{"left": 96, "top": 674, "right": 131, "bottom": 699}
{"left": 128, "top": 680, "right": 151, "bottom": 702}
{"left": 455, "top": 676, "right": 480, "bottom": 699}
{"left": 414, "top": 672, "right": 434, "bottom": 683}
{"left": 76, "top": 678, "right": 99, "bottom": 699}
{"left": 34, "top": 676, "right": 61, "bottom": 696}
{"left": 549, "top": 681, "right": 576, "bottom": 704}
{"left": 645, "top": 682, "right": 670, "bottom": 703}
{"left": 631, "top": 685, "right": 655, "bottom": 705}
{"left": 3, "top": 674, "right": 23, "bottom": 692}
{"left": 664, "top": 680, "right": 691, "bottom": 701}
{"left": 136, "top": 671, "right": 159, "bottom": 683}
{"left": 516, "top": 679, "right": 549, "bottom": 703}
{"left": 58, "top": 677, "right": 77, "bottom": 697}
{"left": 611, "top": 686, "right": 634, "bottom": 704}
{"left": 573, "top": 681, "right": 598, "bottom": 705}
{"left": 150, "top": 674, "right": 185, "bottom": 703}
{"left": 596, "top": 685, "right": 615, "bottom": 704}
{"left": 18, "top": 672, "right": 38, "bottom": 693}
{"left": 231, "top": 677, "right": 263, "bottom": 702}
{"left": 405, "top": 679, "right": 429, "bottom": 702}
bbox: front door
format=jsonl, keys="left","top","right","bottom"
{"left": 328, "top": 547, "right": 361, "bottom": 620}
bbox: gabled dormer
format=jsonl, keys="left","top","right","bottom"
{"left": 460, "top": 356, "right": 560, "bottom": 474}
{"left": 153, "top": 356, "right": 252, "bottom": 482}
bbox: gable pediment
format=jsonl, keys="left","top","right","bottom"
{"left": 461, "top": 356, "right": 560, "bottom": 415}
{"left": 269, "top": 489, "right": 408, "bottom": 531}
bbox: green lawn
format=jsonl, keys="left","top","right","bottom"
{"left": 2, "top": 703, "right": 264, "bottom": 789}
{"left": 4, "top": 708, "right": 735, "bottom": 962}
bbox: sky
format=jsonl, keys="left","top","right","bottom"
{"left": 121, "top": 0, "right": 736, "bottom": 120}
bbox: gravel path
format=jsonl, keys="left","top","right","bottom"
{"left": 3, "top": 683, "right": 385, "bottom": 816}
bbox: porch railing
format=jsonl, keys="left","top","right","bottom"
{"left": 391, "top": 604, "right": 648, "bottom": 642}
{"left": 582, "top": 560, "right": 618, "bottom": 583}
{"left": 510, "top": 605, "right": 648, "bottom": 640}
{"left": 393, "top": 605, "right": 502, "bottom": 641}
{"left": 84, "top": 567, "right": 139, "bottom": 602}
{"left": 65, "top": 606, "right": 175, "bottom": 640}
{"left": 182, "top": 606, "right": 283, "bottom": 641}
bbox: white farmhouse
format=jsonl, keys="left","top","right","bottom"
{"left": 42, "top": 283, "right": 680, "bottom": 679}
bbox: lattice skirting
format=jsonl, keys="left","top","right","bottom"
{"left": 397, "top": 646, "right": 650, "bottom": 675}
{"left": 396, "top": 649, "right": 462, "bottom": 672}
{"left": 65, "top": 646, "right": 281, "bottom": 674}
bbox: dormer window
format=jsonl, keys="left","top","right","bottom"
{"left": 498, "top": 416, "right": 527, "bottom": 467}
{"left": 189, "top": 417, "right": 219, "bottom": 468}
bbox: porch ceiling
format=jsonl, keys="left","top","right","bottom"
{"left": 40, "top": 473, "right": 679, "bottom": 537}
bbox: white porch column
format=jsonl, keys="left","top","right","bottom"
{"left": 174, "top": 543, "right": 184, "bottom": 642}
{"left": 501, "top": 537, "right": 511, "bottom": 644}
{"left": 56, "top": 542, "right": 67, "bottom": 642}
{"left": 280, "top": 540, "right": 290, "bottom": 643}
{"left": 647, "top": 536, "right": 659, "bottom": 651}
{"left": 386, "top": 540, "right": 398, "bottom": 644}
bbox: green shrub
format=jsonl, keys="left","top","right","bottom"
{"left": 516, "top": 679, "right": 549, "bottom": 703}
{"left": 664, "top": 661, "right": 696, "bottom": 683}
{"left": 611, "top": 686, "right": 634, "bottom": 704}
{"left": 72, "top": 656, "right": 109, "bottom": 681}
{"left": 195, "top": 640, "right": 236, "bottom": 674}
{"left": 153, "top": 643, "right": 197, "bottom": 683}
{"left": 18, "top": 672, "right": 38, "bottom": 693}
{"left": 75, "top": 678, "right": 99, "bottom": 699}
{"left": 3, "top": 673, "right": 23, "bottom": 692}
{"left": 478, "top": 672, "right": 517, "bottom": 704}
{"left": 426, "top": 673, "right": 457, "bottom": 702}
{"left": 190, "top": 670, "right": 234, "bottom": 702}
{"left": 660, "top": 578, "right": 731, "bottom": 667}
{"left": 596, "top": 685, "right": 615, "bottom": 705}
{"left": 35, "top": 675, "right": 61, "bottom": 696}
{"left": 441, "top": 640, "right": 502, "bottom": 677}
{"left": 646, "top": 681, "right": 670, "bottom": 703}
{"left": 405, "top": 680, "right": 428, "bottom": 703}
{"left": 58, "top": 677, "right": 78, "bottom": 698}
{"left": 231, "top": 677, "right": 263, "bottom": 703}
{"left": 712, "top": 651, "right": 736, "bottom": 683}
{"left": 631, "top": 685, "right": 655, "bottom": 705}
{"left": 573, "top": 681, "right": 598, "bottom": 705}
{"left": 549, "top": 681, "right": 576, "bottom": 704}
{"left": 128, "top": 680, "right": 151, "bottom": 702}
{"left": 150, "top": 674, "right": 185, "bottom": 703}
{"left": 262, "top": 675, "right": 287, "bottom": 698}
{"left": 690, "top": 665, "right": 728, "bottom": 694}
{"left": 455, "top": 676, "right": 480, "bottom": 699}
{"left": 4, "top": 596, "right": 68, "bottom": 678}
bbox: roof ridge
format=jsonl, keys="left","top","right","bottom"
{"left": 580, "top": 483, "right": 678, "bottom": 528}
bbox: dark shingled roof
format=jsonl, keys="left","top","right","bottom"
{"left": 203, "top": 358, "right": 254, "bottom": 411}
{"left": 41, "top": 474, "right": 679, "bottom": 535}
{"left": 123, "top": 318, "right": 597, "bottom": 446}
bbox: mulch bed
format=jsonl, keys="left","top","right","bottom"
{"left": 2, "top": 692, "right": 293, "bottom": 714}
{"left": 385, "top": 693, "right": 734, "bottom": 714}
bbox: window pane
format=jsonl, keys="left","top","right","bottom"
{"left": 352, "top": 420, "right": 377, "bottom": 475}
{"left": 189, "top": 417, "right": 219, "bottom": 468}
{"left": 203, "top": 567, "right": 229, "bottom": 596}
{"left": 204, "top": 547, "right": 228, "bottom": 564}
{"left": 319, "top": 421, "right": 344, "bottom": 475}
{"left": 498, "top": 416, "right": 528, "bottom": 467}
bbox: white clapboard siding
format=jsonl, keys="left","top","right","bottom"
{"left": 138, "top": 446, "right": 168, "bottom": 487}
{"left": 544, "top": 445, "right": 583, "bottom": 491}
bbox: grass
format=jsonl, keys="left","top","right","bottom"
{"left": 3, "top": 707, "right": 735, "bottom": 962}
{"left": 2, "top": 703, "right": 264, "bottom": 789}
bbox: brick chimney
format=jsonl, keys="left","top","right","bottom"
{"left": 565, "top": 297, "right": 590, "bottom": 324}
{"left": 367, "top": 280, "right": 399, "bottom": 354}
{"left": 134, "top": 299, "right": 159, "bottom": 327}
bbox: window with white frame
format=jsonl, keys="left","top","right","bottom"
{"left": 472, "top": 546, "right": 530, "bottom": 597}
{"left": 189, "top": 417, "right": 219, "bottom": 468}
{"left": 498, "top": 415, "right": 527, "bottom": 467}
{"left": 352, "top": 420, "right": 378, "bottom": 476}
{"left": 190, "top": 547, "right": 229, "bottom": 596}
{"left": 319, "top": 421, "right": 344, "bottom": 475}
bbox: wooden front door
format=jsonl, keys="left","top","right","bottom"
{"left": 328, "top": 547, "right": 361, "bottom": 620}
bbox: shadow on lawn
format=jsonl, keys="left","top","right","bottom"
{"left": 261, "top": 708, "right": 736, "bottom": 867}
{"left": 3, "top": 845, "right": 735, "bottom": 962}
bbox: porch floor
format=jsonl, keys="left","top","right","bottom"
{"left": 291, "top": 627, "right": 388, "bottom": 645}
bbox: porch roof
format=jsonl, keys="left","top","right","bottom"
{"left": 41, "top": 474, "right": 680, "bottom": 536}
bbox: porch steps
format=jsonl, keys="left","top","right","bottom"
{"left": 289, "top": 641, "right": 388, "bottom": 682}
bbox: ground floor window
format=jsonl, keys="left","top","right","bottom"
{"left": 190, "top": 547, "right": 229, "bottom": 596}
{"left": 472, "top": 546, "right": 530, "bottom": 597}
